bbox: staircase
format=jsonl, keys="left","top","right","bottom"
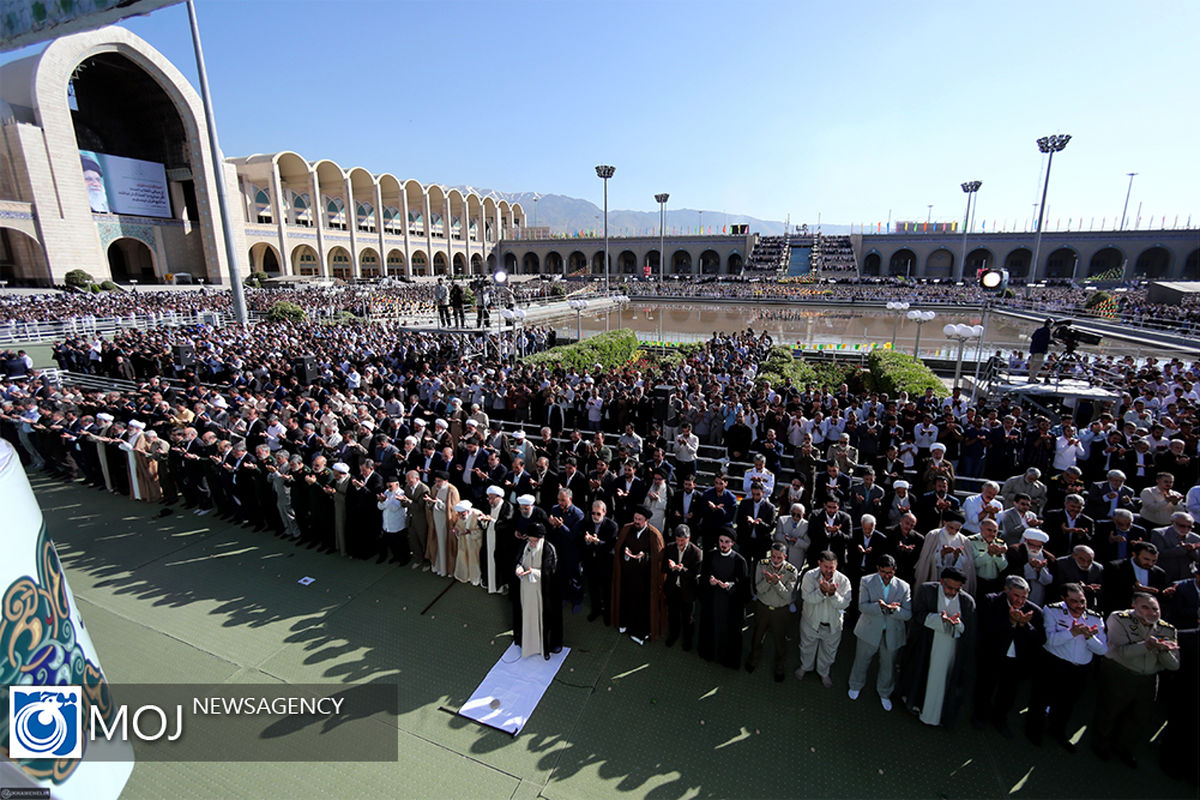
{"left": 744, "top": 235, "right": 790, "bottom": 276}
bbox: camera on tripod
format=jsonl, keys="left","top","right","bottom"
{"left": 1052, "top": 322, "right": 1103, "bottom": 354}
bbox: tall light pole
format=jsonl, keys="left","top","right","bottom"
{"left": 958, "top": 181, "right": 982, "bottom": 282}
{"left": 698, "top": 210, "right": 704, "bottom": 234}
{"left": 926, "top": 204, "right": 933, "bottom": 224}
{"left": 656, "top": 193, "right": 670, "bottom": 282}
{"left": 886, "top": 301, "right": 910, "bottom": 347}
{"left": 943, "top": 323, "right": 984, "bottom": 389}
{"left": 595, "top": 165, "right": 615, "bottom": 293}
{"left": 1029, "top": 134, "right": 1071, "bottom": 287}
{"left": 907, "top": 309, "right": 937, "bottom": 357}
{"left": 1120, "top": 172, "right": 1137, "bottom": 231}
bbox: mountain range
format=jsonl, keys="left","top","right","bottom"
{"left": 455, "top": 188, "right": 852, "bottom": 236}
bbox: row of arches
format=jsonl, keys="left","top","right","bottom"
{"left": 238, "top": 152, "right": 524, "bottom": 243}
{"left": 248, "top": 242, "right": 489, "bottom": 278}
{"left": 861, "top": 245, "right": 1200, "bottom": 281}
{"left": 508, "top": 248, "right": 743, "bottom": 276}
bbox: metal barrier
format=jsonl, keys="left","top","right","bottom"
{"left": 0, "top": 311, "right": 226, "bottom": 345}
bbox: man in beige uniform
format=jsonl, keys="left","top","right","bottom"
{"left": 1090, "top": 593, "right": 1180, "bottom": 767}
{"left": 745, "top": 542, "right": 800, "bottom": 682}
{"left": 795, "top": 549, "right": 852, "bottom": 688}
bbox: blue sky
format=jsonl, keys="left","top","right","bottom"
{"left": 3, "top": 0, "right": 1197, "bottom": 228}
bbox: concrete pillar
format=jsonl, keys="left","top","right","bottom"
{"left": 271, "top": 163, "right": 290, "bottom": 274}
{"left": 424, "top": 191, "right": 433, "bottom": 275}
{"left": 374, "top": 181, "right": 385, "bottom": 276}
{"left": 444, "top": 195, "right": 453, "bottom": 275}
{"left": 345, "top": 177, "right": 359, "bottom": 278}
{"left": 310, "top": 169, "right": 326, "bottom": 277}
{"left": 400, "top": 188, "right": 412, "bottom": 278}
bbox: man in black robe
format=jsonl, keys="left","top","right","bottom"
{"left": 899, "top": 567, "right": 977, "bottom": 728}
{"left": 698, "top": 527, "right": 750, "bottom": 668}
{"left": 512, "top": 523, "right": 563, "bottom": 660}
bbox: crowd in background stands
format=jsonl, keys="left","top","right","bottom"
{"left": 0, "top": 281, "right": 564, "bottom": 326}
{"left": 0, "top": 319, "right": 1197, "bottom": 777}
{"left": 811, "top": 235, "right": 858, "bottom": 272}
{"left": 744, "top": 236, "right": 790, "bottom": 272}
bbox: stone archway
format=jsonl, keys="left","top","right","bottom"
{"left": 471, "top": 253, "right": 484, "bottom": 275}
{"left": 727, "top": 251, "right": 743, "bottom": 273}
{"left": 862, "top": 252, "right": 882, "bottom": 276}
{"left": 568, "top": 251, "right": 587, "bottom": 275}
{"left": 545, "top": 251, "right": 564, "bottom": 275}
{"left": 522, "top": 252, "right": 540, "bottom": 275}
{"left": 1045, "top": 247, "right": 1078, "bottom": 280}
{"left": 1088, "top": 247, "right": 1124, "bottom": 278}
{"left": 618, "top": 250, "right": 637, "bottom": 274}
{"left": 0, "top": 228, "right": 51, "bottom": 286}
{"left": 453, "top": 253, "right": 467, "bottom": 276}
{"left": 1004, "top": 248, "right": 1031, "bottom": 280}
{"left": 674, "top": 250, "right": 694, "bottom": 274}
{"left": 107, "top": 237, "right": 156, "bottom": 283}
{"left": 1184, "top": 249, "right": 1200, "bottom": 280}
{"left": 965, "top": 248, "right": 993, "bottom": 273}
{"left": 1134, "top": 246, "right": 1170, "bottom": 279}
{"left": 249, "top": 242, "right": 282, "bottom": 275}
{"left": 926, "top": 249, "right": 954, "bottom": 279}
{"left": 699, "top": 249, "right": 721, "bottom": 274}
{"left": 889, "top": 249, "right": 916, "bottom": 278}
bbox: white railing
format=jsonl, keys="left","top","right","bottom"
{"left": 0, "top": 310, "right": 226, "bottom": 344}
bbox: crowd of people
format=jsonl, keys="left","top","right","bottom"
{"left": 1, "top": 312, "right": 1196, "bottom": 781}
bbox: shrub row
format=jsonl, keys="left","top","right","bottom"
{"left": 521, "top": 329, "right": 639, "bottom": 372}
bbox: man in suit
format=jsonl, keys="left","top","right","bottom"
{"left": 972, "top": 575, "right": 1046, "bottom": 738}
{"left": 774, "top": 502, "right": 811, "bottom": 571}
{"left": 560, "top": 457, "right": 589, "bottom": 506}
{"left": 581, "top": 499, "right": 619, "bottom": 623}
{"left": 403, "top": 469, "right": 430, "bottom": 569}
{"left": 812, "top": 460, "right": 852, "bottom": 510}
{"left": 662, "top": 524, "right": 703, "bottom": 649}
{"left": 612, "top": 459, "right": 647, "bottom": 525}
{"left": 845, "top": 513, "right": 890, "bottom": 592}
{"left": 916, "top": 475, "right": 961, "bottom": 532}
{"left": 848, "top": 555, "right": 912, "bottom": 710}
{"left": 698, "top": 473, "right": 738, "bottom": 549}
{"left": 531, "top": 455, "right": 560, "bottom": 510}
{"left": 1041, "top": 494, "right": 1095, "bottom": 557}
{"left": 1102, "top": 541, "right": 1172, "bottom": 613}
{"left": 848, "top": 467, "right": 886, "bottom": 528}
{"left": 808, "top": 496, "right": 853, "bottom": 567}
{"left": 1085, "top": 470, "right": 1136, "bottom": 521}
{"left": 1150, "top": 512, "right": 1200, "bottom": 581}
{"left": 1052, "top": 545, "right": 1105, "bottom": 610}
{"left": 1095, "top": 508, "right": 1148, "bottom": 563}
{"left": 736, "top": 481, "right": 777, "bottom": 563}
{"left": 1166, "top": 569, "right": 1199, "bottom": 628}
{"left": 505, "top": 456, "right": 535, "bottom": 505}
{"left": 668, "top": 473, "right": 702, "bottom": 532}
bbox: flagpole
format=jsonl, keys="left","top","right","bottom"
{"left": 186, "top": 0, "right": 248, "bottom": 326}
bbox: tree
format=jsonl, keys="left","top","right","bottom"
{"left": 266, "top": 301, "right": 307, "bottom": 323}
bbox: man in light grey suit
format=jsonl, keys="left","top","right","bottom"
{"left": 847, "top": 554, "right": 912, "bottom": 710}
{"left": 773, "top": 502, "right": 810, "bottom": 571}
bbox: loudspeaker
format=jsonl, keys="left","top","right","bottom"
{"left": 172, "top": 344, "right": 195, "bottom": 367}
{"left": 291, "top": 356, "right": 319, "bottom": 385}
{"left": 653, "top": 385, "right": 670, "bottom": 420}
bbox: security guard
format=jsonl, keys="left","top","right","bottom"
{"left": 1090, "top": 593, "right": 1180, "bottom": 766}
{"left": 745, "top": 542, "right": 800, "bottom": 682}
{"left": 1025, "top": 583, "right": 1107, "bottom": 750}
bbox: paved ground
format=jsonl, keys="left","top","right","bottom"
{"left": 31, "top": 474, "right": 1193, "bottom": 800}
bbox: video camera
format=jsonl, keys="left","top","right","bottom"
{"left": 1052, "top": 322, "right": 1103, "bottom": 354}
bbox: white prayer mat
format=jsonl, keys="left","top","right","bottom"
{"left": 458, "top": 644, "right": 570, "bottom": 735}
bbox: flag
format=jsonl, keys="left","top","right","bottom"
{"left": 0, "top": 439, "right": 135, "bottom": 798}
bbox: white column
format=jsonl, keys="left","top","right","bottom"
{"left": 374, "top": 182, "right": 386, "bottom": 276}
{"left": 444, "top": 195, "right": 453, "bottom": 275}
{"left": 424, "top": 192, "right": 433, "bottom": 274}
{"left": 271, "top": 163, "right": 290, "bottom": 274}
{"left": 310, "top": 169, "right": 327, "bottom": 277}
{"left": 345, "top": 177, "right": 359, "bottom": 278}
{"left": 400, "top": 189, "right": 412, "bottom": 277}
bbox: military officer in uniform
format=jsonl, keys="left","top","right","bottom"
{"left": 1090, "top": 593, "right": 1180, "bottom": 766}
{"left": 1025, "top": 582, "right": 1107, "bottom": 750}
{"left": 745, "top": 542, "right": 800, "bottom": 682}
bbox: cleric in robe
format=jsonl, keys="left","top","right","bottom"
{"left": 899, "top": 567, "right": 977, "bottom": 728}
{"left": 512, "top": 523, "right": 564, "bottom": 660}
{"left": 610, "top": 506, "right": 666, "bottom": 644}
{"left": 697, "top": 527, "right": 750, "bottom": 667}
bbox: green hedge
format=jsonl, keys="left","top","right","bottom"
{"left": 521, "top": 329, "right": 639, "bottom": 372}
{"left": 265, "top": 300, "right": 307, "bottom": 323}
{"left": 868, "top": 350, "right": 944, "bottom": 398}
{"left": 64, "top": 269, "right": 93, "bottom": 288}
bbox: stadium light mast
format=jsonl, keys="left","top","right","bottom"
{"left": 595, "top": 165, "right": 615, "bottom": 293}
{"left": 957, "top": 181, "right": 982, "bottom": 282}
{"left": 1120, "top": 172, "right": 1137, "bottom": 231}
{"left": 1029, "top": 134, "right": 1071, "bottom": 286}
{"left": 186, "top": 0, "right": 247, "bottom": 325}
{"left": 655, "top": 193, "right": 670, "bottom": 282}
